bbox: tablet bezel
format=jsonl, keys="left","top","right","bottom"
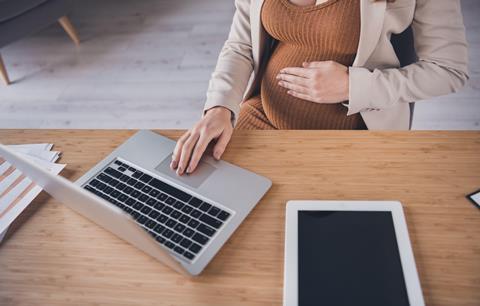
{"left": 283, "top": 201, "right": 425, "bottom": 306}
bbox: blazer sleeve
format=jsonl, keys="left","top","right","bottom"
{"left": 347, "top": 0, "right": 469, "bottom": 115}
{"left": 203, "top": 0, "right": 254, "bottom": 124}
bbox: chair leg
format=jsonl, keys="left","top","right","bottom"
{"left": 58, "top": 16, "right": 80, "bottom": 45}
{"left": 0, "top": 54, "right": 10, "bottom": 86}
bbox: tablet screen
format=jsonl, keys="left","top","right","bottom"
{"left": 298, "top": 211, "right": 409, "bottom": 306}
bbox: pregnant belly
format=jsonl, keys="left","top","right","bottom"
{"left": 260, "top": 44, "right": 363, "bottom": 130}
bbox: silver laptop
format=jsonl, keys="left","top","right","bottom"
{"left": 0, "top": 130, "right": 271, "bottom": 275}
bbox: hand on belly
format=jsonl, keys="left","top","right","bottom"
{"left": 276, "top": 61, "right": 349, "bottom": 104}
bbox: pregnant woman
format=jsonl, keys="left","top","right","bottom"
{"left": 171, "top": 0, "right": 468, "bottom": 175}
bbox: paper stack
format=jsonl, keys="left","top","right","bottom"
{"left": 0, "top": 144, "right": 65, "bottom": 242}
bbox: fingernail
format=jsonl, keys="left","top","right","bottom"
{"left": 170, "top": 160, "right": 177, "bottom": 169}
{"left": 177, "top": 167, "right": 183, "bottom": 175}
{"left": 186, "top": 166, "right": 192, "bottom": 173}
{"left": 214, "top": 151, "right": 221, "bottom": 160}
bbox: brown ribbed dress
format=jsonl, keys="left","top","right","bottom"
{"left": 236, "top": 0, "right": 366, "bottom": 130}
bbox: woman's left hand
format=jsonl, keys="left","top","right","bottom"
{"left": 276, "top": 61, "right": 349, "bottom": 104}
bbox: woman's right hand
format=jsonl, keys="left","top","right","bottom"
{"left": 170, "top": 106, "right": 234, "bottom": 175}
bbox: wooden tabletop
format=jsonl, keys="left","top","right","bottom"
{"left": 0, "top": 130, "right": 479, "bottom": 306}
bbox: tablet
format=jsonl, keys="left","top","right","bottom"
{"left": 284, "top": 201, "right": 424, "bottom": 306}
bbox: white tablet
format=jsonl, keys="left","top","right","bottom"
{"left": 284, "top": 201, "right": 425, "bottom": 306}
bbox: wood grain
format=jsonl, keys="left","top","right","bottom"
{"left": 0, "top": 130, "right": 479, "bottom": 306}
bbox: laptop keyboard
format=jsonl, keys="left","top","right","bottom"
{"left": 82, "top": 159, "right": 231, "bottom": 262}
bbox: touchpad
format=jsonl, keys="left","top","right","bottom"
{"left": 154, "top": 154, "right": 216, "bottom": 189}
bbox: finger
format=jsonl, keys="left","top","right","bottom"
{"left": 276, "top": 73, "right": 309, "bottom": 87}
{"left": 278, "top": 80, "right": 310, "bottom": 94}
{"left": 287, "top": 90, "right": 315, "bottom": 102}
{"left": 303, "top": 61, "right": 328, "bottom": 68}
{"left": 187, "top": 132, "right": 214, "bottom": 173}
{"left": 213, "top": 128, "right": 233, "bottom": 160}
{"left": 279, "top": 67, "right": 311, "bottom": 78}
{"left": 177, "top": 132, "right": 200, "bottom": 175}
{"left": 171, "top": 132, "right": 190, "bottom": 170}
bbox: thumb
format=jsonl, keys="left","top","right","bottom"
{"left": 213, "top": 128, "right": 232, "bottom": 160}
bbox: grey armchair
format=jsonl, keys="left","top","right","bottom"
{"left": 0, "top": 0, "right": 80, "bottom": 85}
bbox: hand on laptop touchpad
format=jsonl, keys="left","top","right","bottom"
{"left": 154, "top": 154, "right": 215, "bottom": 188}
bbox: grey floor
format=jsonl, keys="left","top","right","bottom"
{"left": 0, "top": 0, "right": 479, "bottom": 130}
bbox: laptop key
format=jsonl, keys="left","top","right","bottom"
{"left": 199, "top": 202, "right": 212, "bottom": 212}
{"left": 173, "top": 201, "right": 184, "bottom": 210}
{"left": 192, "top": 233, "right": 209, "bottom": 245}
{"left": 199, "top": 214, "right": 223, "bottom": 229}
{"left": 140, "top": 173, "right": 153, "bottom": 183}
{"left": 165, "top": 219, "right": 177, "bottom": 228}
{"left": 132, "top": 171, "right": 143, "bottom": 179}
{"left": 135, "top": 181, "right": 145, "bottom": 190}
{"left": 149, "top": 189, "right": 159, "bottom": 197}
{"left": 184, "top": 251, "right": 195, "bottom": 260}
{"left": 190, "top": 209, "right": 202, "bottom": 219}
{"left": 125, "top": 197, "right": 136, "bottom": 206}
{"left": 170, "top": 211, "right": 182, "bottom": 220}
{"left": 165, "top": 241, "right": 175, "bottom": 249}
{"left": 174, "top": 223, "right": 186, "bottom": 233}
{"left": 172, "top": 233, "right": 183, "bottom": 243}
{"left": 97, "top": 182, "right": 106, "bottom": 190}
{"left": 181, "top": 205, "right": 193, "bottom": 214}
{"left": 146, "top": 198, "right": 157, "bottom": 206}
{"left": 189, "top": 243, "right": 202, "bottom": 254}
{"left": 207, "top": 206, "right": 220, "bottom": 217}
{"left": 104, "top": 186, "right": 113, "bottom": 194}
{"left": 142, "top": 185, "right": 152, "bottom": 194}
{"left": 189, "top": 197, "right": 203, "bottom": 208}
{"left": 157, "top": 214, "right": 168, "bottom": 224}
{"left": 157, "top": 193, "right": 168, "bottom": 201}
{"left": 154, "top": 202, "right": 165, "bottom": 211}
{"left": 179, "top": 214, "right": 191, "bottom": 224}
{"left": 98, "top": 173, "right": 112, "bottom": 183}
{"left": 149, "top": 178, "right": 192, "bottom": 203}
{"left": 154, "top": 224, "right": 165, "bottom": 234}
{"left": 90, "top": 179, "right": 100, "bottom": 187}
{"left": 183, "top": 228, "right": 194, "bottom": 238}
{"left": 217, "top": 211, "right": 231, "bottom": 221}
{"left": 188, "top": 219, "right": 200, "bottom": 229}
{"left": 173, "top": 246, "right": 185, "bottom": 255}
{"left": 138, "top": 216, "right": 148, "bottom": 224}
{"left": 109, "top": 179, "right": 119, "bottom": 187}
{"left": 111, "top": 190, "right": 120, "bottom": 198}
{"left": 127, "top": 178, "right": 137, "bottom": 186}
{"left": 123, "top": 186, "right": 133, "bottom": 194}
{"left": 120, "top": 174, "right": 130, "bottom": 182}
{"left": 197, "top": 224, "right": 216, "bottom": 237}
{"left": 139, "top": 194, "right": 149, "bottom": 203}
{"left": 141, "top": 206, "right": 152, "bottom": 214}
{"left": 149, "top": 210, "right": 160, "bottom": 219}
{"left": 162, "top": 206, "right": 173, "bottom": 215}
{"left": 118, "top": 194, "right": 128, "bottom": 202}
{"left": 117, "top": 182, "right": 126, "bottom": 191}
{"left": 146, "top": 219, "right": 156, "bottom": 229}
{"left": 133, "top": 202, "right": 144, "bottom": 211}
{"left": 180, "top": 238, "right": 192, "bottom": 249}
{"left": 156, "top": 236, "right": 166, "bottom": 244}
{"left": 131, "top": 190, "right": 141, "bottom": 198}
{"left": 162, "top": 229, "right": 174, "bottom": 239}
{"left": 165, "top": 197, "right": 176, "bottom": 205}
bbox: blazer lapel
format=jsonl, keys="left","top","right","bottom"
{"left": 250, "top": 0, "right": 265, "bottom": 74}
{"left": 353, "top": 0, "right": 386, "bottom": 67}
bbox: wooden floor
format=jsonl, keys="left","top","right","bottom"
{"left": 0, "top": 0, "right": 479, "bottom": 130}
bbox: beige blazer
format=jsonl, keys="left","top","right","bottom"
{"left": 203, "top": 0, "right": 469, "bottom": 130}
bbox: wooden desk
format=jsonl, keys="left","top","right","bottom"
{"left": 0, "top": 130, "right": 479, "bottom": 306}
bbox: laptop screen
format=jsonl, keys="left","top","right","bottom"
{"left": 298, "top": 211, "right": 409, "bottom": 306}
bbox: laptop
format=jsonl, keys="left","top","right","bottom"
{"left": 0, "top": 130, "right": 272, "bottom": 276}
